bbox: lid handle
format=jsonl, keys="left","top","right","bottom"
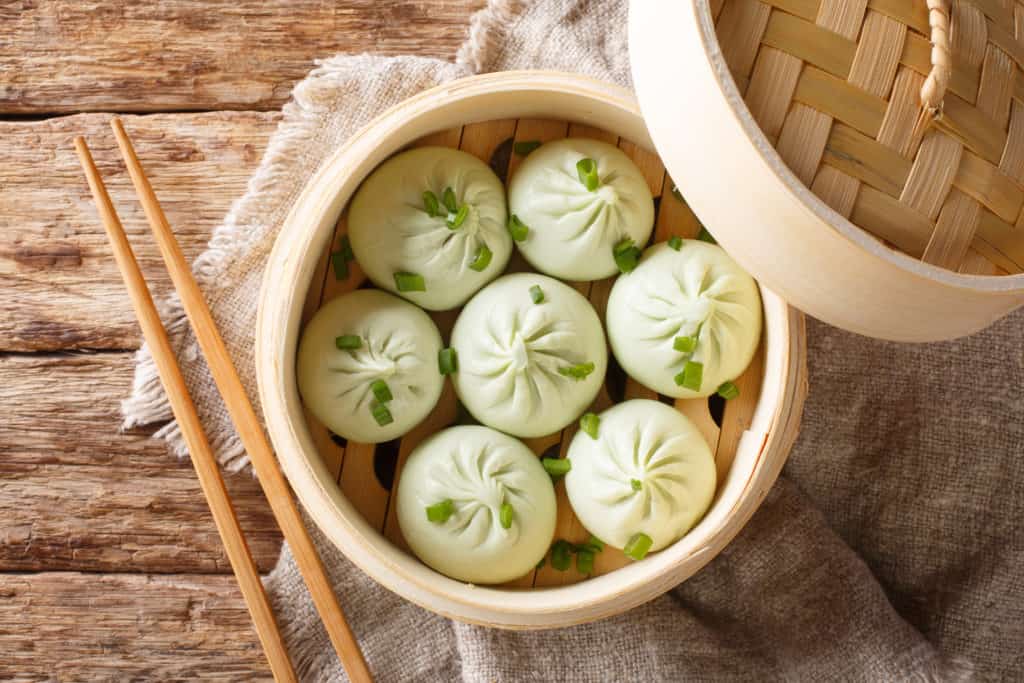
{"left": 916, "top": 0, "right": 952, "bottom": 136}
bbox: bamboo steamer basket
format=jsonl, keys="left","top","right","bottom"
{"left": 630, "top": 0, "right": 1024, "bottom": 341}
{"left": 256, "top": 71, "right": 807, "bottom": 629}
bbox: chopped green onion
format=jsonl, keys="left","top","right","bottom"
{"left": 513, "top": 140, "right": 542, "bottom": 156}
{"left": 529, "top": 284, "right": 545, "bottom": 304}
{"left": 370, "top": 402, "right": 393, "bottom": 427}
{"left": 673, "top": 335, "right": 697, "bottom": 353}
{"left": 542, "top": 457, "right": 571, "bottom": 477}
{"left": 394, "top": 271, "right": 425, "bottom": 292}
{"left": 630, "top": 478, "right": 643, "bottom": 492}
{"left": 613, "top": 237, "right": 641, "bottom": 273}
{"left": 370, "top": 379, "right": 393, "bottom": 404}
{"left": 426, "top": 499, "right": 455, "bottom": 524}
{"left": 508, "top": 214, "right": 529, "bottom": 241}
{"left": 442, "top": 186, "right": 458, "bottom": 213}
{"left": 674, "top": 360, "right": 704, "bottom": 392}
{"left": 671, "top": 184, "right": 684, "bottom": 202}
{"left": 624, "top": 532, "right": 653, "bottom": 561}
{"left": 558, "top": 362, "right": 596, "bottom": 381}
{"left": 448, "top": 203, "right": 469, "bottom": 230}
{"left": 335, "top": 334, "right": 362, "bottom": 350}
{"left": 422, "top": 190, "right": 441, "bottom": 217}
{"left": 576, "top": 549, "right": 595, "bottom": 575}
{"left": 469, "top": 244, "right": 492, "bottom": 272}
{"left": 438, "top": 347, "right": 458, "bottom": 375}
{"left": 331, "top": 250, "right": 349, "bottom": 280}
{"left": 550, "top": 540, "right": 574, "bottom": 571}
{"left": 576, "top": 158, "right": 600, "bottom": 191}
{"left": 499, "top": 503, "right": 514, "bottom": 529}
{"left": 338, "top": 235, "right": 354, "bottom": 262}
{"left": 581, "top": 535, "right": 605, "bottom": 553}
{"left": 536, "top": 555, "right": 545, "bottom": 569}
{"left": 579, "top": 412, "right": 600, "bottom": 439}
{"left": 717, "top": 381, "right": 740, "bottom": 400}
{"left": 667, "top": 235, "right": 683, "bottom": 251}
{"left": 697, "top": 226, "right": 717, "bottom": 244}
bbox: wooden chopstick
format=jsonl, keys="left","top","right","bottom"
{"left": 108, "top": 118, "right": 373, "bottom": 683}
{"left": 74, "top": 137, "right": 299, "bottom": 683}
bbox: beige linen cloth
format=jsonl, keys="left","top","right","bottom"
{"left": 123, "top": 1, "right": 1023, "bottom": 679}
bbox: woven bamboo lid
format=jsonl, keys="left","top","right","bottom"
{"left": 630, "top": 1, "right": 1024, "bottom": 341}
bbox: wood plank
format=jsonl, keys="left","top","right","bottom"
{"left": 1, "top": 111, "right": 277, "bottom": 352}
{"left": 0, "top": 572, "right": 270, "bottom": 681}
{"left": 0, "top": 0, "right": 482, "bottom": 113}
{"left": 0, "top": 352, "right": 282, "bottom": 573}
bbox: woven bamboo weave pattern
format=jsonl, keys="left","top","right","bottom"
{"left": 714, "top": 0, "right": 1024, "bottom": 274}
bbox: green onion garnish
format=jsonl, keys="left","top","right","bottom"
{"left": 508, "top": 214, "right": 529, "bottom": 242}
{"left": 697, "top": 226, "right": 717, "bottom": 244}
{"left": 581, "top": 535, "right": 605, "bottom": 553}
{"left": 613, "top": 237, "right": 641, "bottom": 273}
{"left": 499, "top": 502, "right": 514, "bottom": 529}
{"left": 630, "top": 478, "right": 642, "bottom": 492}
{"left": 331, "top": 250, "right": 349, "bottom": 280}
{"left": 624, "top": 532, "right": 653, "bottom": 561}
{"left": 529, "top": 284, "right": 545, "bottom": 304}
{"left": 576, "top": 549, "right": 595, "bottom": 575}
{"left": 558, "top": 361, "right": 596, "bottom": 381}
{"left": 442, "top": 186, "right": 458, "bottom": 213}
{"left": 394, "top": 271, "right": 425, "bottom": 292}
{"left": 536, "top": 556, "right": 545, "bottom": 569}
{"left": 438, "top": 347, "right": 458, "bottom": 375}
{"left": 579, "top": 412, "right": 600, "bottom": 439}
{"left": 426, "top": 499, "right": 455, "bottom": 524}
{"left": 668, "top": 235, "right": 683, "bottom": 251}
{"left": 673, "top": 335, "right": 697, "bottom": 353}
{"left": 550, "top": 540, "right": 574, "bottom": 571}
{"left": 335, "top": 334, "right": 361, "bottom": 350}
{"left": 339, "top": 235, "right": 354, "bottom": 262}
{"left": 370, "top": 379, "right": 393, "bottom": 403}
{"left": 576, "top": 158, "right": 600, "bottom": 191}
{"left": 513, "top": 140, "right": 542, "bottom": 156}
{"left": 674, "top": 360, "right": 704, "bottom": 392}
{"left": 717, "top": 381, "right": 740, "bottom": 400}
{"left": 469, "top": 244, "right": 492, "bottom": 272}
{"left": 448, "top": 203, "right": 469, "bottom": 230}
{"left": 423, "top": 190, "right": 441, "bottom": 217}
{"left": 370, "top": 402, "right": 393, "bottom": 427}
{"left": 542, "top": 457, "right": 571, "bottom": 477}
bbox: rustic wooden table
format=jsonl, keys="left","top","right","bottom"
{"left": 0, "top": 2, "right": 482, "bottom": 679}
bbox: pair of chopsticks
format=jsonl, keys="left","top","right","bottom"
{"left": 75, "top": 120, "right": 372, "bottom": 683}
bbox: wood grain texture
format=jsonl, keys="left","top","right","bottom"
{"left": 0, "top": 111, "right": 276, "bottom": 352}
{"left": 0, "top": 572, "right": 270, "bottom": 681}
{"left": 0, "top": 0, "right": 482, "bottom": 114}
{"left": 0, "top": 352, "right": 282, "bottom": 573}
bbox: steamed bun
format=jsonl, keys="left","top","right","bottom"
{"left": 348, "top": 147, "right": 511, "bottom": 310}
{"left": 606, "top": 240, "right": 762, "bottom": 398}
{"left": 565, "top": 399, "right": 716, "bottom": 553}
{"left": 297, "top": 289, "right": 444, "bottom": 443}
{"left": 507, "top": 138, "right": 654, "bottom": 280}
{"left": 450, "top": 273, "right": 607, "bottom": 438}
{"left": 396, "top": 425, "right": 557, "bottom": 583}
